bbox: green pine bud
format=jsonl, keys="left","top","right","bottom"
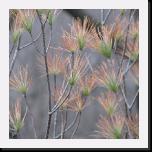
{"left": 78, "top": 36, "right": 85, "bottom": 50}
{"left": 113, "top": 127, "right": 122, "bottom": 139}
{"left": 12, "top": 30, "right": 21, "bottom": 44}
{"left": 99, "top": 42, "right": 112, "bottom": 58}
{"left": 23, "top": 19, "right": 33, "bottom": 33}
{"left": 105, "top": 79, "right": 119, "bottom": 93}
{"left": 130, "top": 52, "right": 139, "bottom": 62}
{"left": 82, "top": 87, "right": 90, "bottom": 97}
{"left": 68, "top": 73, "right": 78, "bottom": 86}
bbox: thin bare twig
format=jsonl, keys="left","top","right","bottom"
{"left": 36, "top": 10, "right": 52, "bottom": 139}
{"left": 23, "top": 93, "right": 37, "bottom": 138}
{"left": 120, "top": 86, "right": 129, "bottom": 108}
{"left": 48, "top": 51, "right": 75, "bottom": 115}
{"left": 53, "top": 111, "right": 58, "bottom": 138}
{"left": 60, "top": 110, "right": 64, "bottom": 139}
{"left": 29, "top": 32, "right": 44, "bottom": 56}
{"left": 121, "top": 85, "right": 139, "bottom": 111}
{"left": 103, "top": 9, "right": 112, "bottom": 25}
{"left": 55, "top": 112, "right": 79, "bottom": 139}
{"left": 49, "top": 86, "right": 72, "bottom": 115}
{"left": 53, "top": 74, "right": 57, "bottom": 138}
{"left": 117, "top": 9, "right": 136, "bottom": 77}
{"left": 43, "top": 10, "right": 51, "bottom": 28}
{"left": 116, "top": 11, "right": 137, "bottom": 129}
{"left": 9, "top": 43, "right": 15, "bottom": 58}
{"left": 62, "top": 110, "right": 68, "bottom": 138}
{"left": 60, "top": 110, "right": 68, "bottom": 138}
{"left": 101, "top": 9, "right": 104, "bottom": 25}
{"left": 46, "top": 26, "right": 53, "bottom": 53}
{"left": 19, "top": 32, "right": 41, "bottom": 50}
{"left": 9, "top": 32, "right": 42, "bottom": 77}
{"left": 9, "top": 35, "right": 21, "bottom": 77}
{"left": 123, "top": 78, "right": 129, "bottom": 118}
{"left": 85, "top": 55, "right": 93, "bottom": 72}
{"left": 60, "top": 109, "right": 68, "bottom": 139}
{"left": 123, "top": 59, "right": 138, "bottom": 76}
{"left": 128, "top": 88, "right": 139, "bottom": 110}
{"left": 71, "top": 112, "right": 81, "bottom": 138}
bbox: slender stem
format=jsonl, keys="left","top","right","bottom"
{"left": 128, "top": 88, "right": 139, "bottom": 110}
{"left": 123, "top": 77, "right": 129, "bottom": 118}
{"left": 9, "top": 35, "right": 21, "bottom": 77}
{"left": 36, "top": 10, "right": 52, "bottom": 139}
{"left": 101, "top": 9, "right": 104, "bottom": 25}
{"left": 9, "top": 43, "right": 15, "bottom": 58}
{"left": 62, "top": 110, "right": 68, "bottom": 138}
{"left": 120, "top": 86, "right": 129, "bottom": 108}
{"left": 49, "top": 86, "right": 72, "bottom": 115}
{"left": 111, "top": 10, "right": 125, "bottom": 36}
{"left": 50, "top": 81, "right": 69, "bottom": 112}
{"left": 116, "top": 12, "right": 136, "bottom": 137}
{"left": 49, "top": 51, "right": 75, "bottom": 115}
{"left": 23, "top": 93, "right": 37, "bottom": 139}
{"left": 43, "top": 41, "right": 52, "bottom": 138}
{"left": 117, "top": 9, "right": 136, "bottom": 77}
{"left": 53, "top": 111, "right": 58, "bottom": 138}
{"left": 126, "top": 59, "right": 131, "bottom": 72}
{"left": 29, "top": 32, "right": 44, "bottom": 56}
{"left": 53, "top": 74, "right": 57, "bottom": 100}
{"left": 85, "top": 55, "right": 93, "bottom": 72}
{"left": 71, "top": 52, "right": 74, "bottom": 69}
{"left": 55, "top": 112, "right": 79, "bottom": 139}
{"left": 102, "top": 9, "right": 112, "bottom": 25}
{"left": 60, "top": 110, "right": 68, "bottom": 139}
{"left": 120, "top": 82, "right": 129, "bottom": 139}
{"left": 19, "top": 32, "right": 41, "bottom": 50}
{"left": 45, "top": 115, "right": 52, "bottom": 139}
{"left": 43, "top": 10, "right": 51, "bottom": 28}
{"left": 117, "top": 10, "right": 132, "bottom": 77}
{"left": 41, "top": 21, "right": 52, "bottom": 110}
{"left": 71, "top": 112, "right": 81, "bottom": 138}
{"left": 48, "top": 52, "right": 79, "bottom": 141}
{"left": 46, "top": 25, "right": 53, "bottom": 53}
{"left": 53, "top": 74, "right": 57, "bottom": 138}
{"left": 123, "top": 59, "right": 138, "bottom": 76}
{"left": 60, "top": 110, "right": 64, "bottom": 139}
{"left": 121, "top": 79, "right": 139, "bottom": 139}
{"left": 49, "top": 50, "right": 77, "bottom": 137}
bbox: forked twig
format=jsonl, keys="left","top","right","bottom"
{"left": 55, "top": 112, "right": 80, "bottom": 139}
{"left": 19, "top": 32, "right": 41, "bottom": 50}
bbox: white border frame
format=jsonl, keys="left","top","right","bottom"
{"left": 0, "top": 0, "right": 148, "bottom": 148}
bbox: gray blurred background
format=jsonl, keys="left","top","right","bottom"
{"left": 9, "top": 9, "right": 139, "bottom": 139}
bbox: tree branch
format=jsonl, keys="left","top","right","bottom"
{"left": 36, "top": 10, "right": 52, "bottom": 139}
